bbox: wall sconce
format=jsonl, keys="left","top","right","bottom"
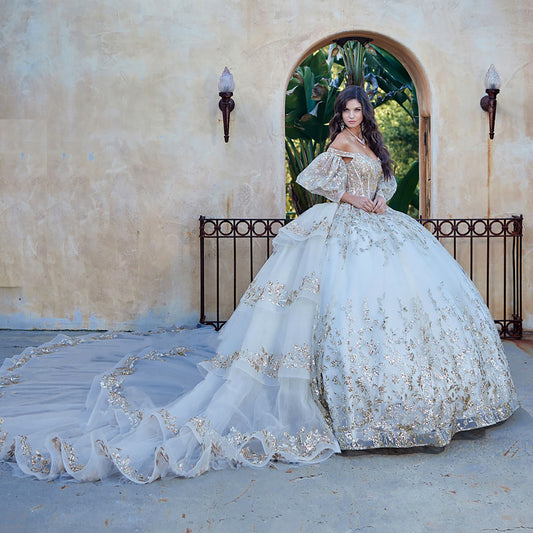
{"left": 218, "top": 67, "right": 235, "bottom": 143}
{"left": 480, "top": 64, "right": 501, "bottom": 140}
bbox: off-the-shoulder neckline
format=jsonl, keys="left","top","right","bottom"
{"left": 327, "top": 147, "right": 380, "bottom": 163}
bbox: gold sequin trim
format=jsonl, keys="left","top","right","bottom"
{"left": 100, "top": 346, "right": 188, "bottom": 428}
{"left": 0, "top": 375, "right": 20, "bottom": 387}
{"left": 189, "top": 416, "right": 336, "bottom": 466}
{"left": 211, "top": 343, "right": 314, "bottom": 379}
{"left": 296, "top": 151, "right": 347, "bottom": 203}
{"left": 0, "top": 417, "right": 7, "bottom": 448}
{"left": 18, "top": 435, "right": 51, "bottom": 474}
{"left": 62, "top": 441, "right": 85, "bottom": 473}
{"left": 107, "top": 445, "right": 150, "bottom": 483}
{"left": 241, "top": 273, "right": 319, "bottom": 308}
{"left": 131, "top": 325, "right": 186, "bottom": 336}
{"left": 158, "top": 408, "right": 179, "bottom": 436}
{"left": 284, "top": 216, "right": 332, "bottom": 237}
{"left": 5, "top": 337, "right": 84, "bottom": 375}
{"left": 91, "top": 332, "right": 119, "bottom": 340}
{"left": 0, "top": 333, "right": 118, "bottom": 391}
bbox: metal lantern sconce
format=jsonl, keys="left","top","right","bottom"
{"left": 218, "top": 67, "right": 235, "bottom": 143}
{"left": 480, "top": 64, "right": 501, "bottom": 140}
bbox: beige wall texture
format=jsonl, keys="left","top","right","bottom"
{"left": 0, "top": 0, "right": 532, "bottom": 330}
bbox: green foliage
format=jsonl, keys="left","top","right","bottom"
{"left": 388, "top": 160, "right": 419, "bottom": 217}
{"left": 375, "top": 102, "right": 419, "bottom": 217}
{"left": 338, "top": 41, "right": 365, "bottom": 86}
{"left": 375, "top": 102, "right": 419, "bottom": 179}
{"left": 285, "top": 41, "right": 420, "bottom": 217}
{"left": 365, "top": 45, "right": 418, "bottom": 125}
{"left": 285, "top": 139, "right": 328, "bottom": 215}
{"left": 285, "top": 49, "right": 341, "bottom": 144}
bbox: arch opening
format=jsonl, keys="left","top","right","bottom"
{"left": 284, "top": 31, "right": 431, "bottom": 218}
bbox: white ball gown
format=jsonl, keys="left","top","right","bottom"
{"left": 0, "top": 148, "right": 519, "bottom": 482}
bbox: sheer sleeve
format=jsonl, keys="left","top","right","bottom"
{"left": 375, "top": 173, "right": 397, "bottom": 202}
{"left": 296, "top": 152, "right": 347, "bottom": 203}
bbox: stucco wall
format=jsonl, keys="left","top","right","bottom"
{"left": 1, "top": 0, "right": 532, "bottom": 330}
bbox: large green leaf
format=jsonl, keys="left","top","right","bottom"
{"left": 365, "top": 45, "right": 417, "bottom": 123}
{"left": 285, "top": 86, "right": 307, "bottom": 118}
{"left": 285, "top": 139, "right": 328, "bottom": 214}
{"left": 388, "top": 160, "right": 419, "bottom": 213}
{"left": 301, "top": 66, "right": 316, "bottom": 114}
{"left": 368, "top": 45, "right": 412, "bottom": 87}
{"left": 298, "top": 112, "right": 329, "bottom": 143}
{"left": 323, "top": 85, "right": 338, "bottom": 124}
{"left": 340, "top": 40, "right": 365, "bottom": 86}
{"left": 301, "top": 49, "right": 330, "bottom": 79}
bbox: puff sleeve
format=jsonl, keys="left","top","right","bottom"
{"left": 375, "top": 173, "right": 397, "bottom": 202}
{"left": 295, "top": 152, "right": 347, "bottom": 203}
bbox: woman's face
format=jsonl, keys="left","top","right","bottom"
{"left": 342, "top": 98, "right": 363, "bottom": 130}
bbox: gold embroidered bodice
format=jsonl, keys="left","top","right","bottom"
{"left": 296, "top": 148, "right": 396, "bottom": 203}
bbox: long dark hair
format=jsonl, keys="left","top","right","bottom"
{"left": 329, "top": 85, "right": 393, "bottom": 180}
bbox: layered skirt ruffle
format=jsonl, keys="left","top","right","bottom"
{"left": 0, "top": 203, "right": 519, "bottom": 482}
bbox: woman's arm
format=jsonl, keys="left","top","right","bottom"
{"left": 296, "top": 152, "right": 347, "bottom": 203}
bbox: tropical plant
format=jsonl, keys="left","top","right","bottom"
{"left": 338, "top": 40, "right": 366, "bottom": 86}
{"left": 285, "top": 138, "right": 328, "bottom": 214}
{"left": 388, "top": 160, "right": 419, "bottom": 216}
{"left": 285, "top": 48, "right": 341, "bottom": 212}
{"left": 374, "top": 102, "right": 419, "bottom": 216}
{"left": 364, "top": 45, "right": 418, "bottom": 126}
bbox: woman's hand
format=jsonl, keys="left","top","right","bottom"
{"left": 372, "top": 196, "right": 387, "bottom": 215}
{"left": 341, "top": 193, "right": 374, "bottom": 213}
{"left": 341, "top": 193, "right": 387, "bottom": 214}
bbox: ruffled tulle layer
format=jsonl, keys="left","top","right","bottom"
{"left": 0, "top": 203, "right": 519, "bottom": 483}
{"left": 214, "top": 203, "right": 519, "bottom": 451}
{"left": 0, "top": 326, "right": 339, "bottom": 483}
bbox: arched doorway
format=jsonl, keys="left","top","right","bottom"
{"left": 201, "top": 34, "right": 521, "bottom": 336}
{"left": 284, "top": 31, "right": 432, "bottom": 218}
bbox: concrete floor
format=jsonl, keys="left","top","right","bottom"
{"left": 0, "top": 331, "right": 532, "bottom": 533}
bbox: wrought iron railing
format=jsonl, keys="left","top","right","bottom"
{"left": 199, "top": 215, "right": 523, "bottom": 338}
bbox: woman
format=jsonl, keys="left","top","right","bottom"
{"left": 0, "top": 86, "right": 518, "bottom": 482}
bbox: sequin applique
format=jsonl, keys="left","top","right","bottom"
{"left": 241, "top": 273, "right": 319, "bottom": 308}
{"left": 100, "top": 346, "right": 188, "bottom": 428}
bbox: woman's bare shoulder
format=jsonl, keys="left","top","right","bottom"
{"left": 329, "top": 133, "right": 353, "bottom": 153}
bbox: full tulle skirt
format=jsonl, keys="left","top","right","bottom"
{"left": 0, "top": 203, "right": 519, "bottom": 482}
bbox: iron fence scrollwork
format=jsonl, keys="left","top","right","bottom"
{"left": 200, "top": 215, "right": 522, "bottom": 338}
